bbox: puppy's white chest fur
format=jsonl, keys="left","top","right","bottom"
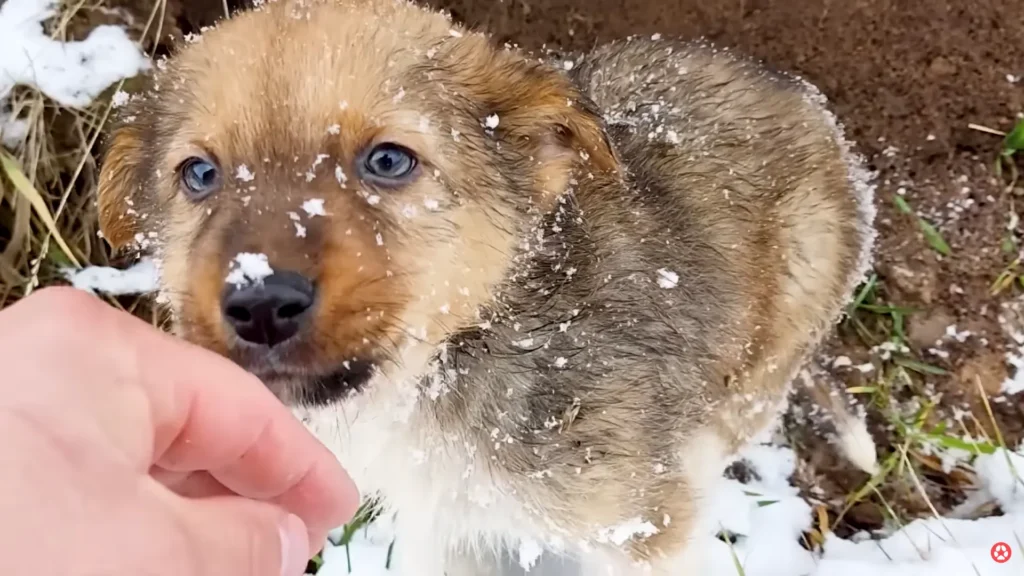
{"left": 299, "top": 373, "right": 556, "bottom": 574}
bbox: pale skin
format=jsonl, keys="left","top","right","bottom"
{"left": 0, "top": 287, "right": 360, "bottom": 576}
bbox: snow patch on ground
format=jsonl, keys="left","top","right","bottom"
{"left": 0, "top": 112, "right": 29, "bottom": 148}
{"left": 996, "top": 296, "right": 1024, "bottom": 395}
{"left": 1002, "top": 355, "right": 1024, "bottom": 395}
{"left": 324, "top": 439, "right": 1024, "bottom": 576}
{"left": 814, "top": 445, "right": 1024, "bottom": 575}
{"left": 0, "top": 0, "right": 149, "bottom": 148}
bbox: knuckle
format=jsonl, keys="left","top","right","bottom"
{"left": 29, "top": 286, "right": 106, "bottom": 329}
{"left": 22, "top": 288, "right": 137, "bottom": 364}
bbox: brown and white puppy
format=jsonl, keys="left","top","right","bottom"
{"left": 96, "top": 0, "right": 876, "bottom": 573}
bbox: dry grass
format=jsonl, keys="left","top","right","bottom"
{"left": 0, "top": 0, "right": 173, "bottom": 314}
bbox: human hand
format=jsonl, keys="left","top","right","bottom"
{"left": 0, "top": 287, "right": 359, "bottom": 576}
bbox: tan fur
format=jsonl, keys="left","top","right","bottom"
{"left": 96, "top": 0, "right": 875, "bottom": 573}
{"left": 97, "top": 124, "right": 147, "bottom": 249}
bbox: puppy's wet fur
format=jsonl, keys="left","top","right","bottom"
{"left": 97, "top": 0, "right": 876, "bottom": 573}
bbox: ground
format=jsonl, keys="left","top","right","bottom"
{"left": 2, "top": 0, "right": 1023, "bottom": 568}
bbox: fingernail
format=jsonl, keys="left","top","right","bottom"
{"left": 279, "top": 513, "right": 310, "bottom": 576}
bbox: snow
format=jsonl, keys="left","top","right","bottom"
{"left": 358, "top": 191, "right": 381, "bottom": 206}
{"left": 596, "top": 517, "right": 660, "bottom": 546}
{"left": 997, "top": 297, "right": 1024, "bottom": 396}
{"left": 975, "top": 449, "right": 1024, "bottom": 511}
{"left": 518, "top": 539, "right": 544, "bottom": 571}
{"left": 303, "top": 198, "right": 327, "bottom": 217}
{"left": 813, "top": 446, "right": 1024, "bottom": 576}
{"left": 832, "top": 355, "right": 852, "bottom": 368}
{"left": 111, "top": 90, "right": 130, "bottom": 107}
{"left": 1002, "top": 354, "right": 1024, "bottom": 395}
{"left": 0, "top": 0, "right": 149, "bottom": 109}
{"left": 62, "top": 257, "right": 159, "bottom": 295}
{"left": 1, "top": 113, "right": 29, "bottom": 148}
{"left": 224, "top": 252, "right": 273, "bottom": 287}
{"left": 655, "top": 268, "right": 679, "bottom": 289}
{"left": 321, "top": 437, "right": 1024, "bottom": 576}
{"left": 318, "top": 534, "right": 394, "bottom": 576}
{"left": 235, "top": 164, "right": 256, "bottom": 182}
{"left": 0, "top": 0, "right": 148, "bottom": 148}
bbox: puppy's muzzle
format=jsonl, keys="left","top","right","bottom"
{"left": 221, "top": 271, "right": 315, "bottom": 347}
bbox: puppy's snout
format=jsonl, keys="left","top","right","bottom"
{"left": 222, "top": 271, "right": 316, "bottom": 347}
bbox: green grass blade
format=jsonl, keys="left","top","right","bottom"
{"left": 858, "top": 303, "right": 918, "bottom": 315}
{"left": 893, "top": 194, "right": 913, "bottom": 215}
{"left": 918, "top": 219, "right": 952, "bottom": 256}
{"left": 893, "top": 356, "right": 949, "bottom": 376}
{"left": 1003, "top": 118, "right": 1024, "bottom": 156}
{"left": 0, "top": 151, "right": 82, "bottom": 268}
{"left": 923, "top": 433, "right": 997, "bottom": 455}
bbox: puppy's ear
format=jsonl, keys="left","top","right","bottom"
{"left": 443, "top": 36, "right": 620, "bottom": 200}
{"left": 96, "top": 124, "right": 147, "bottom": 251}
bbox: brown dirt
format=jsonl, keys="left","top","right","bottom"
{"left": 4, "top": 0, "right": 1024, "bottom": 546}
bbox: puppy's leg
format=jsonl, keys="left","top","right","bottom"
{"left": 577, "top": 548, "right": 652, "bottom": 576}
{"left": 592, "top": 428, "right": 728, "bottom": 576}
{"left": 645, "top": 541, "right": 707, "bottom": 576}
{"left": 576, "top": 528, "right": 705, "bottom": 576}
{"left": 443, "top": 547, "right": 502, "bottom": 576}
{"left": 389, "top": 523, "right": 503, "bottom": 576}
{"left": 388, "top": 521, "right": 449, "bottom": 576}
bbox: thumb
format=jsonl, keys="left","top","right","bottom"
{"left": 159, "top": 493, "right": 311, "bottom": 576}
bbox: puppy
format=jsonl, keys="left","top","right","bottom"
{"left": 96, "top": 0, "right": 875, "bottom": 573}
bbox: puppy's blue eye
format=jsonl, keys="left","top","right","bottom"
{"left": 363, "top": 144, "right": 417, "bottom": 182}
{"left": 180, "top": 158, "right": 221, "bottom": 200}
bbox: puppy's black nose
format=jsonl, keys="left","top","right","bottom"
{"left": 222, "top": 271, "right": 315, "bottom": 347}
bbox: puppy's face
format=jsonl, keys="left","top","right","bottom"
{"left": 97, "top": 0, "right": 615, "bottom": 406}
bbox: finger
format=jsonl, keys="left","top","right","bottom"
{"left": 5, "top": 287, "right": 358, "bottom": 535}
{"left": 150, "top": 466, "right": 337, "bottom": 555}
{"left": 155, "top": 462, "right": 350, "bottom": 551}
{"left": 149, "top": 467, "right": 337, "bottom": 556}
{"left": 153, "top": 487, "right": 310, "bottom": 576}
{"left": 206, "top": 414, "right": 359, "bottom": 545}
{"left": 151, "top": 468, "right": 236, "bottom": 499}
{"left": 267, "top": 457, "right": 356, "bottom": 549}
{"left": 143, "top": 344, "right": 359, "bottom": 537}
